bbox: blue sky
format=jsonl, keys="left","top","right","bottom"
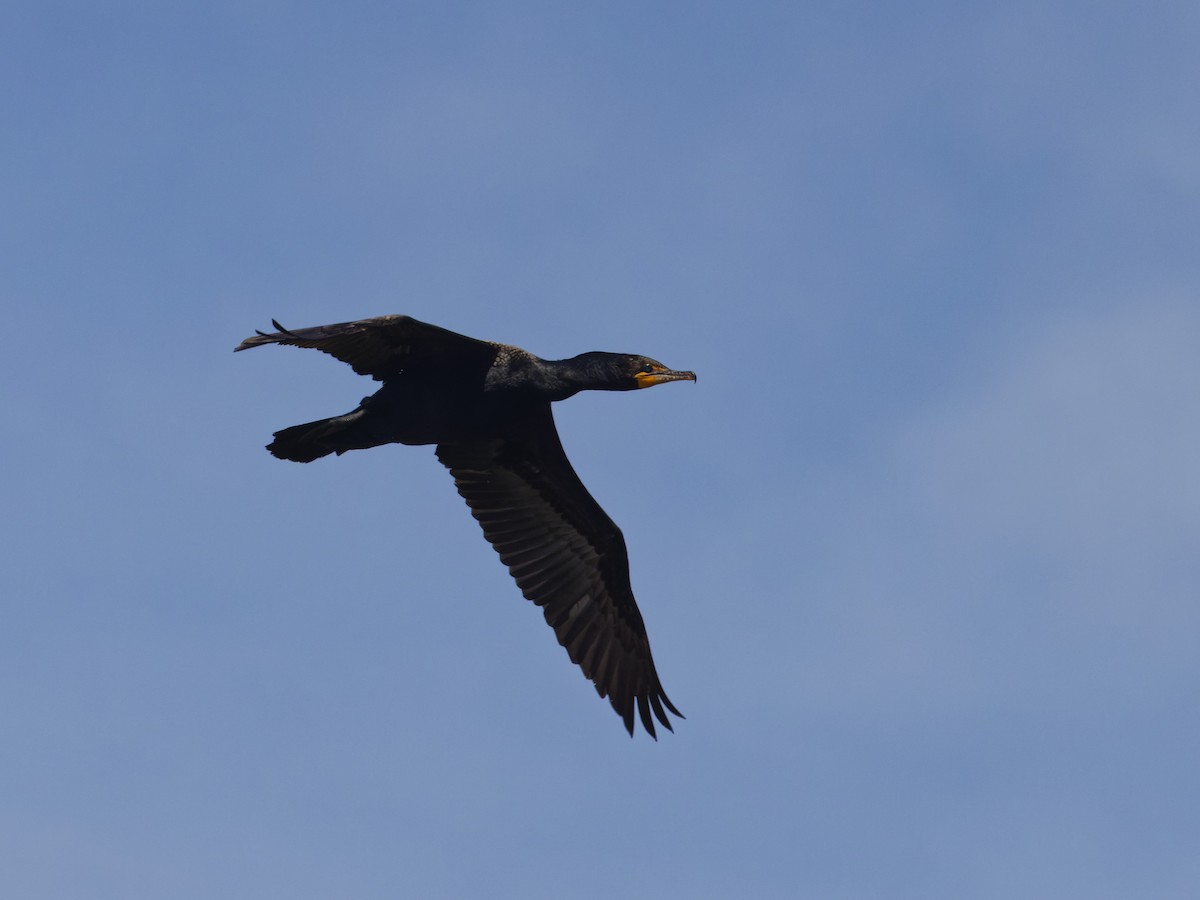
{"left": 3, "top": 2, "right": 1199, "bottom": 897}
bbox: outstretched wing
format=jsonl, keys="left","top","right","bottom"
{"left": 234, "top": 314, "right": 498, "bottom": 380}
{"left": 436, "top": 406, "right": 682, "bottom": 738}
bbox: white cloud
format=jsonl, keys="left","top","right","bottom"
{"left": 895, "top": 297, "right": 1200, "bottom": 620}
{"left": 760, "top": 296, "right": 1200, "bottom": 725}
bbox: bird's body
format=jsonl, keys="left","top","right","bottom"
{"left": 236, "top": 314, "right": 694, "bottom": 737}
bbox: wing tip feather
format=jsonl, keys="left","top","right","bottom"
{"left": 234, "top": 319, "right": 288, "bottom": 352}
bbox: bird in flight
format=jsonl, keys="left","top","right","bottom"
{"left": 235, "top": 315, "right": 695, "bottom": 737}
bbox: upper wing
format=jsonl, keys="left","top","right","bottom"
{"left": 436, "top": 406, "right": 682, "bottom": 738}
{"left": 234, "top": 314, "right": 499, "bottom": 380}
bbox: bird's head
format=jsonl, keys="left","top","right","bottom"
{"left": 628, "top": 355, "right": 698, "bottom": 390}
{"left": 566, "top": 352, "right": 696, "bottom": 392}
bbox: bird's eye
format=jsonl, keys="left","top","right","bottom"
{"left": 640, "top": 363, "right": 655, "bottom": 374}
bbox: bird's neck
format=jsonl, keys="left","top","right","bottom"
{"left": 524, "top": 354, "right": 629, "bottom": 401}
{"left": 486, "top": 351, "right": 625, "bottom": 400}
{"left": 534, "top": 357, "right": 594, "bottom": 400}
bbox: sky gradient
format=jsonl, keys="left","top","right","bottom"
{"left": 4, "top": 2, "right": 1199, "bottom": 898}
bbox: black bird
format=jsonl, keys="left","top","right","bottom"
{"left": 235, "top": 315, "right": 695, "bottom": 737}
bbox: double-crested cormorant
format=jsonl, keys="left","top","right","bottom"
{"left": 235, "top": 314, "right": 695, "bottom": 737}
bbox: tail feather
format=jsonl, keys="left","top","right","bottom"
{"left": 267, "top": 410, "right": 377, "bottom": 462}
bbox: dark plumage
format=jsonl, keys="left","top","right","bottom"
{"left": 235, "top": 314, "right": 695, "bottom": 737}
